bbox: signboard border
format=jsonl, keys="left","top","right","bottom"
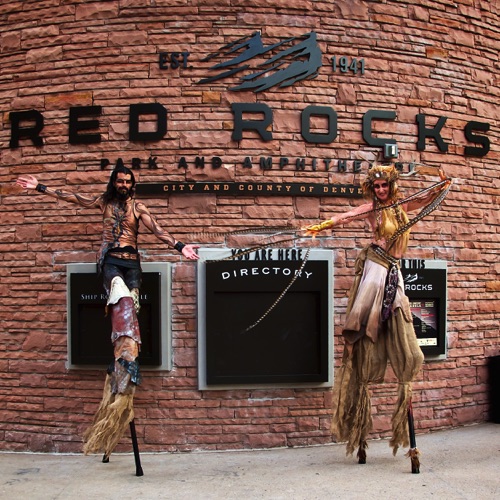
{"left": 197, "top": 247, "right": 334, "bottom": 390}
{"left": 402, "top": 259, "right": 447, "bottom": 360}
{"left": 66, "top": 262, "right": 172, "bottom": 371}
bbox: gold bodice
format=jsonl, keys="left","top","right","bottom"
{"left": 375, "top": 204, "right": 410, "bottom": 256}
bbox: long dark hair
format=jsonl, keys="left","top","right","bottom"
{"left": 103, "top": 165, "right": 136, "bottom": 203}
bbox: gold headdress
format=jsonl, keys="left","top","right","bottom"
{"left": 362, "top": 164, "right": 400, "bottom": 201}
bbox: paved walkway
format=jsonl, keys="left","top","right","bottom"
{"left": 1, "top": 423, "right": 498, "bottom": 499}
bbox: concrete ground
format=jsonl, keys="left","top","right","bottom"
{"left": 0, "top": 423, "right": 498, "bottom": 500}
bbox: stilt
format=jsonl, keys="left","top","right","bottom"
{"left": 100, "top": 420, "right": 143, "bottom": 476}
{"left": 130, "top": 419, "right": 144, "bottom": 476}
{"left": 407, "top": 401, "right": 420, "bottom": 474}
{"left": 357, "top": 440, "right": 368, "bottom": 464}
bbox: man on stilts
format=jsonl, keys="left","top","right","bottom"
{"left": 16, "top": 166, "right": 199, "bottom": 465}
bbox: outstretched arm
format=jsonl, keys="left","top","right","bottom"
{"left": 304, "top": 202, "right": 374, "bottom": 235}
{"left": 16, "top": 174, "right": 103, "bottom": 209}
{"left": 405, "top": 168, "right": 452, "bottom": 212}
{"left": 135, "top": 202, "right": 199, "bottom": 260}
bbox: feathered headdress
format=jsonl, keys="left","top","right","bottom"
{"left": 362, "top": 164, "right": 400, "bottom": 201}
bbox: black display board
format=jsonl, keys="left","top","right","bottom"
{"left": 401, "top": 260, "right": 447, "bottom": 357}
{"left": 488, "top": 356, "right": 500, "bottom": 423}
{"left": 68, "top": 271, "right": 161, "bottom": 366}
{"left": 201, "top": 255, "right": 331, "bottom": 386}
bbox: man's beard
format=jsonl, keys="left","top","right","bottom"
{"left": 116, "top": 187, "right": 130, "bottom": 201}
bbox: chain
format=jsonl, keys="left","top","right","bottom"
{"left": 198, "top": 180, "right": 450, "bottom": 250}
{"left": 243, "top": 247, "right": 311, "bottom": 332}
{"left": 335, "top": 178, "right": 451, "bottom": 227}
{"left": 192, "top": 224, "right": 296, "bottom": 241}
{"left": 387, "top": 181, "right": 452, "bottom": 250}
{"left": 202, "top": 176, "right": 452, "bottom": 332}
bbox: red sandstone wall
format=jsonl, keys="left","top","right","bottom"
{"left": 0, "top": 0, "right": 499, "bottom": 453}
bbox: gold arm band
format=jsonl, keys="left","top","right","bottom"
{"left": 303, "top": 219, "right": 335, "bottom": 233}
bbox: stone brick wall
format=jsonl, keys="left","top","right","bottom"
{"left": 0, "top": 0, "right": 498, "bottom": 453}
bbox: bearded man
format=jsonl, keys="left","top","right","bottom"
{"left": 16, "top": 166, "right": 199, "bottom": 458}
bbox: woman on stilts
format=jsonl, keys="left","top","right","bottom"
{"left": 306, "top": 163, "right": 451, "bottom": 470}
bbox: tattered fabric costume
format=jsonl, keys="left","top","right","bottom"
{"left": 331, "top": 245, "right": 424, "bottom": 458}
{"left": 83, "top": 198, "right": 144, "bottom": 457}
{"left": 331, "top": 165, "right": 429, "bottom": 462}
{"left": 83, "top": 277, "right": 142, "bottom": 456}
{"left": 23, "top": 173, "right": 182, "bottom": 466}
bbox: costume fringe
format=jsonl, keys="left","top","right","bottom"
{"left": 345, "top": 383, "right": 372, "bottom": 456}
{"left": 83, "top": 374, "right": 135, "bottom": 457}
{"left": 389, "top": 383, "right": 411, "bottom": 455}
{"left": 331, "top": 233, "right": 425, "bottom": 464}
{"left": 331, "top": 348, "right": 374, "bottom": 457}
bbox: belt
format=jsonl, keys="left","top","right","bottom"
{"left": 107, "top": 251, "right": 139, "bottom": 261}
{"left": 370, "top": 244, "right": 400, "bottom": 267}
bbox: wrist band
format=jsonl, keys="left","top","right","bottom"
{"left": 35, "top": 183, "right": 47, "bottom": 193}
{"left": 174, "top": 241, "right": 186, "bottom": 253}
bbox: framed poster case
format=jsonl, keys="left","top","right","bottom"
{"left": 66, "top": 262, "right": 171, "bottom": 370}
{"left": 401, "top": 259, "right": 447, "bottom": 359}
{"left": 197, "top": 248, "right": 334, "bottom": 390}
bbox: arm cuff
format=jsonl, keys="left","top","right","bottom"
{"left": 35, "top": 183, "right": 47, "bottom": 193}
{"left": 174, "top": 241, "right": 186, "bottom": 253}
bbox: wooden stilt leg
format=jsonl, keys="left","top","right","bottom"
{"left": 130, "top": 419, "right": 144, "bottom": 476}
{"left": 407, "top": 401, "right": 420, "bottom": 474}
{"left": 357, "top": 440, "right": 367, "bottom": 464}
